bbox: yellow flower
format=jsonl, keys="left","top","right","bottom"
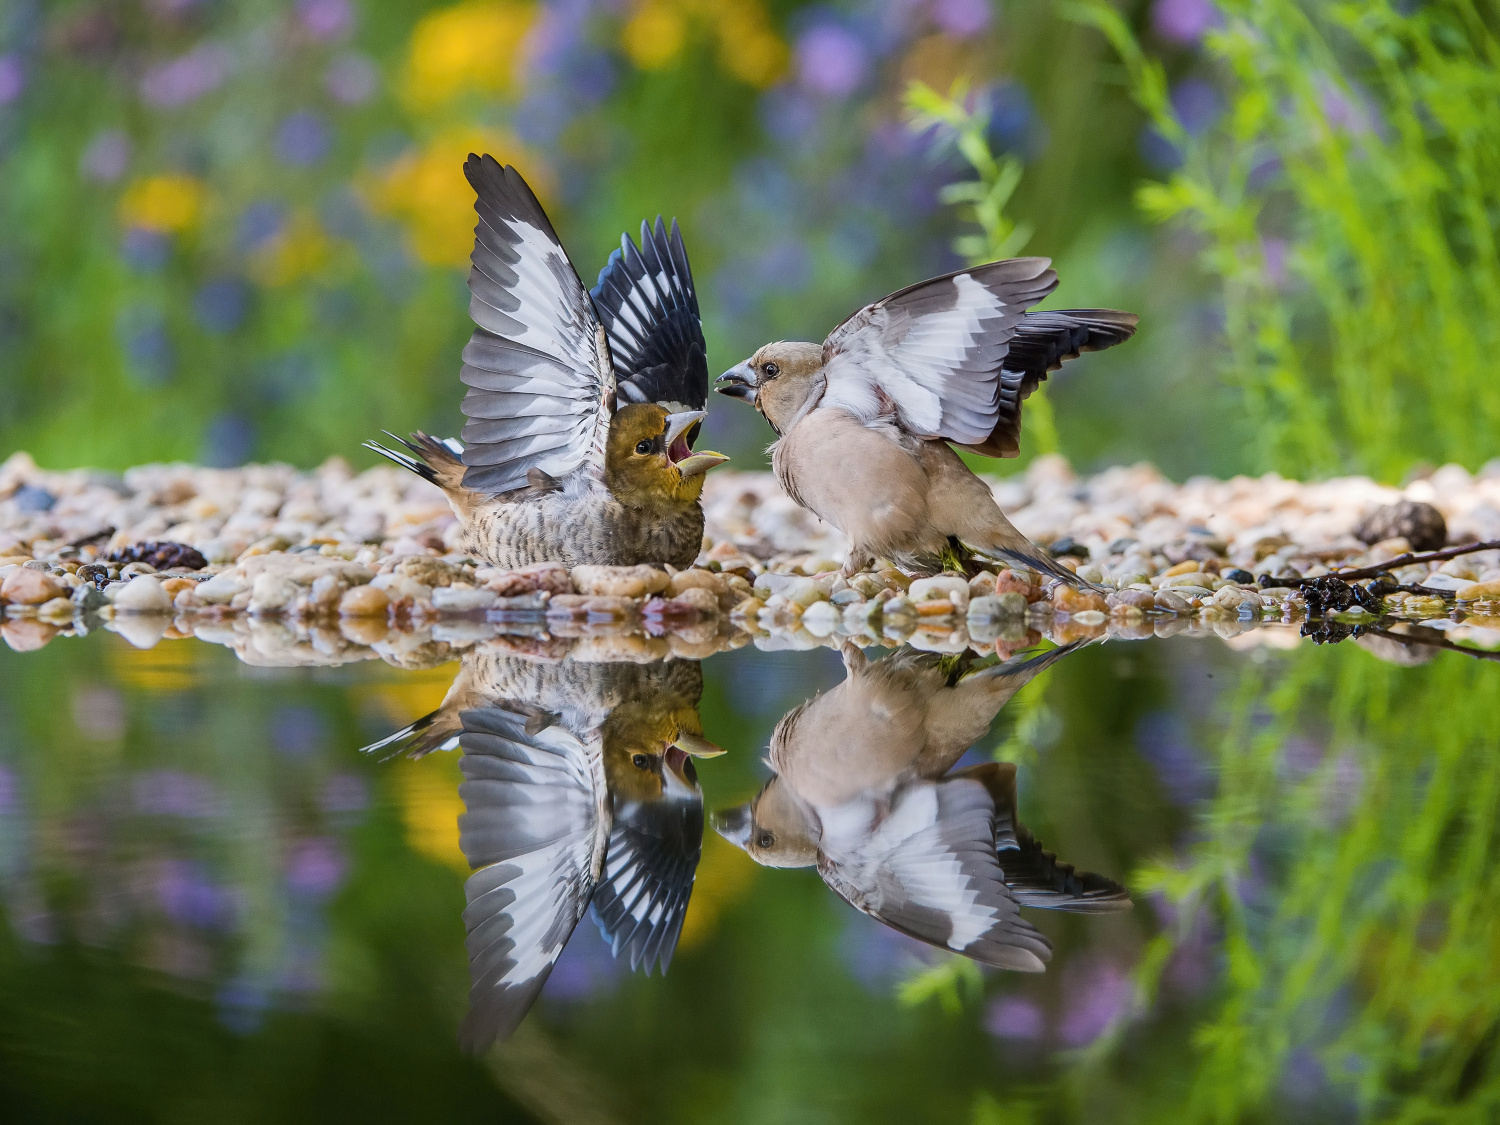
{"left": 713, "top": 1, "right": 788, "bottom": 88}
{"left": 404, "top": 0, "right": 536, "bottom": 110}
{"left": 247, "top": 210, "right": 333, "bottom": 287}
{"left": 366, "top": 128, "right": 550, "bottom": 267}
{"left": 118, "top": 174, "right": 205, "bottom": 233}
{"left": 622, "top": 1, "right": 686, "bottom": 70}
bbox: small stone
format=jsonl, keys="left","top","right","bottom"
{"left": 843, "top": 600, "right": 881, "bottom": 632}
{"left": 1213, "top": 586, "right": 1264, "bottom": 612}
{"left": 1162, "top": 559, "right": 1200, "bottom": 578}
{"left": 161, "top": 577, "right": 197, "bottom": 600}
{"left": 1355, "top": 500, "right": 1446, "bottom": 551}
{"left": 995, "top": 569, "right": 1041, "bottom": 603}
{"left": 196, "top": 572, "right": 247, "bottom": 604}
{"left": 1076, "top": 565, "right": 1104, "bottom": 585}
{"left": 1155, "top": 590, "right": 1192, "bottom": 612}
{"left": 431, "top": 584, "right": 499, "bottom": 612}
{"left": 113, "top": 575, "right": 175, "bottom": 613}
{"left": 0, "top": 567, "right": 65, "bottom": 605}
{"left": 72, "top": 583, "right": 108, "bottom": 612}
{"left": 1457, "top": 580, "right": 1500, "bottom": 602}
{"left": 1052, "top": 586, "right": 1108, "bottom": 615}
{"left": 909, "top": 575, "right": 970, "bottom": 611}
{"left": 1420, "top": 573, "right": 1474, "bottom": 595}
{"left": 3, "top": 619, "right": 56, "bottom": 651}
{"left": 800, "top": 600, "right": 840, "bottom": 637}
{"left": 477, "top": 563, "right": 574, "bottom": 597}
{"left": 248, "top": 573, "right": 300, "bottom": 614}
{"left": 392, "top": 555, "right": 459, "bottom": 587}
{"left": 967, "top": 571, "right": 998, "bottom": 598}
{"left": 670, "top": 586, "right": 720, "bottom": 616}
{"left": 667, "top": 569, "right": 725, "bottom": 598}
{"left": 37, "top": 597, "right": 74, "bottom": 622}
{"left": 1070, "top": 609, "right": 1106, "bottom": 626}
{"left": 881, "top": 595, "right": 917, "bottom": 621}
{"left": 1221, "top": 568, "right": 1255, "bottom": 584}
{"left": 968, "top": 593, "right": 1026, "bottom": 621}
{"left": 830, "top": 588, "right": 862, "bottom": 605}
{"left": 850, "top": 573, "right": 885, "bottom": 598}
{"left": 339, "top": 584, "right": 390, "bottom": 618}
{"left": 572, "top": 564, "right": 669, "bottom": 598}
{"left": 1161, "top": 572, "right": 1212, "bottom": 588}
{"left": 1438, "top": 559, "right": 1478, "bottom": 580}
{"left": 1107, "top": 589, "right": 1155, "bottom": 611}
{"left": 756, "top": 573, "right": 828, "bottom": 607}
{"left": 730, "top": 597, "right": 765, "bottom": 618}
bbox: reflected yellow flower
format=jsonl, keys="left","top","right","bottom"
{"left": 676, "top": 825, "right": 757, "bottom": 951}
{"left": 118, "top": 174, "right": 205, "bottom": 233}
{"left": 108, "top": 636, "right": 199, "bottom": 692}
{"left": 247, "top": 210, "right": 334, "bottom": 287}
{"left": 366, "top": 129, "right": 549, "bottom": 267}
{"left": 404, "top": 0, "right": 536, "bottom": 110}
{"left": 622, "top": 2, "right": 686, "bottom": 70}
{"left": 619, "top": 0, "right": 787, "bottom": 88}
{"left": 395, "top": 750, "right": 468, "bottom": 872}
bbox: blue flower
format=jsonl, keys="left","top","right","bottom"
{"left": 275, "top": 111, "right": 332, "bottom": 167}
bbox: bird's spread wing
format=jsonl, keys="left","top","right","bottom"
{"left": 818, "top": 778, "right": 1052, "bottom": 971}
{"left": 589, "top": 787, "right": 704, "bottom": 974}
{"left": 957, "top": 761, "right": 1132, "bottom": 914}
{"left": 974, "top": 309, "right": 1139, "bottom": 458}
{"left": 820, "top": 258, "right": 1058, "bottom": 446}
{"left": 458, "top": 154, "right": 615, "bottom": 495}
{"left": 591, "top": 218, "right": 707, "bottom": 418}
{"left": 456, "top": 704, "right": 608, "bottom": 1051}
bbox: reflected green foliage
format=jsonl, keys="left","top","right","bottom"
{"left": 1073, "top": 0, "right": 1500, "bottom": 478}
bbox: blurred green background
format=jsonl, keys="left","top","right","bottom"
{"left": 4, "top": 0, "right": 1494, "bottom": 481}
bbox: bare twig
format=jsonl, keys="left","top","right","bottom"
{"left": 1327, "top": 539, "right": 1500, "bottom": 582}
{"left": 1366, "top": 625, "right": 1500, "bottom": 664}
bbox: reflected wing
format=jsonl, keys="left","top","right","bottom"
{"left": 591, "top": 218, "right": 708, "bottom": 418}
{"left": 820, "top": 258, "right": 1057, "bottom": 446}
{"left": 456, "top": 705, "right": 607, "bottom": 1051}
{"left": 458, "top": 154, "right": 615, "bottom": 495}
{"left": 960, "top": 761, "right": 1132, "bottom": 913}
{"left": 589, "top": 782, "right": 704, "bottom": 974}
{"left": 972, "top": 310, "right": 1139, "bottom": 458}
{"left": 818, "top": 778, "right": 1052, "bottom": 971}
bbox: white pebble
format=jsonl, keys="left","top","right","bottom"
{"left": 112, "top": 575, "right": 175, "bottom": 614}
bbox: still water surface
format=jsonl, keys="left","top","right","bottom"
{"left": 0, "top": 622, "right": 1496, "bottom": 1123}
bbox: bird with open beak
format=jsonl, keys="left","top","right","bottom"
{"left": 361, "top": 643, "right": 725, "bottom": 1051}
{"left": 716, "top": 258, "right": 1136, "bottom": 581}
{"left": 715, "top": 641, "right": 1129, "bottom": 971}
{"left": 367, "top": 154, "right": 728, "bottom": 570}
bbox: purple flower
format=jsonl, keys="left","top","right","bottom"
{"left": 139, "top": 43, "right": 233, "bottom": 108}
{"left": 755, "top": 239, "right": 813, "bottom": 294}
{"left": 1171, "top": 77, "right": 1222, "bottom": 137}
{"left": 325, "top": 52, "right": 378, "bottom": 104}
{"left": 1260, "top": 237, "right": 1289, "bottom": 288}
{"left": 201, "top": 413, "right": 254, "bottom": 468}
{"left": 286, "top": 838, "right": 346, "bottom": 898}
{"left": 158, "top": 860, "right": 235, "bottom": 928}
{"left": 1152, "top": 0, "right": 1221, "bottom": 45}
{"left": 760, "top": 86, "right": 820, "bottom": 144}
{"left": 80, "top": 130, "right": 130, "bottom": 182}
{"left": 0, "top": 55, "right": 26, "bottom": 105}
{"left": 0, "top": 766, "right": 14, "bottom": 814}
{"left": 116, "top": 308, "right": 177, "bottom": 387}
{"left": 931, "top": 0, "right": 991, "bottom": 37}
{"left": 1318, "top": 77, "right": 1380, "bottom": 137}
{"left": 548, "top": 915, "right": 624, "bottom": 1001}
{"left": 1134, "top": 711, "right": 1212, "bottom": 805}
{"left": 275, "top": 111, "right": 331, "bottom": 167}
{"left": 193, "top": 278, "right": 250, "bottom": 334}
{"left": 237, "top": 201, "right": 285, "bottom": 251}
{"left": 121, "top": 227, "right": 172, "bottom": 273}
{"left": 297, "top": 0, "right": 354, "bottom": 41}
{"left": 270, "top": 705, "right": 327, "bottom": 759}
{"left": 134, "top": 770, "right": 218, "bottom": 817}
{"left": 985, "top": 994, "right": 1045, "bottom": 1041}
{"left": 1057, "top": 958, "right": 1134, "bottom": 1047}
{"left": 796, "top": 24, "right": 868, "bottom": 99}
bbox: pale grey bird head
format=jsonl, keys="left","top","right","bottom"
{"left": 715, "top": 341, "right": 825, "bottom": 435}
{"left": 711, "top": 774, "right": 821, "bottom": 868}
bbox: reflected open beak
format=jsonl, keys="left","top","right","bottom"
{"left": 712, "top": 805, "right": 753, "bottom": 849}
{"left": 715, "top": 361, "right": 758, "bottom": 405}
{"left": 673, "top": 731, "right": 726, "bottom": 759}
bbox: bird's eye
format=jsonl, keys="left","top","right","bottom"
{"left": 757, "top": 831, "right": 775, "bottom": 848}
{"left": 763, "top": 362, "right": 780, "bottom": 378}
{"left": 635, "top": 439, "right": 653, "bottom": 455}
{"left": 631, "top": 753, "right": 651, "bottom": 769}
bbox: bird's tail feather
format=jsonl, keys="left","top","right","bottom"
{"left": 998, "top": 824, "right": 1132, "bottom": 913}
{"left": 989, "top": 545, "right": 1093, "bottom": 588}
{"left": 962, "top": 638, "right": 1086, "bottom": 684}
{"left": 359, "top": 707, "right": 461, "bottom": 761}
{"left": 363, "top": 431, "right": 467, "bottom": 494}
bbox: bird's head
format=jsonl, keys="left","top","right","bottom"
{"left": 603, "top": 700, "right": 725, "bottom": 805}
{"left": 605, "top": 403, "right": 729, "bottom": 506}
{"left": 715, "top": 341, "right": 825, "bottom": 435}
{"left": 712, "top": 775, "right": 821, "bottom": 868}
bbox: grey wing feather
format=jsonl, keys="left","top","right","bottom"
{"left": 818, "top": 779, "right": 1052, "bottom": 971}
{"left": 457, "top": 154, "right": 615, "bottom": 496}
{"left": 820, "top": 258, "right": 1058, "bottom": 446}
{"left": 455, "top": 704, "right": 607, "bottom": 1052}
{"left": 590, "top": 217, "right": 708, "bottom": 418}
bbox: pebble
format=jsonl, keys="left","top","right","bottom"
{"left": 431, "top": 584, "right": 498, "bottom": 612}
{"left": 909, "top": 575, "right": 970, "bottom": 611}
{"left": 1052, "top": 586, "right": 1109, "bottom": 615}
{"left": 669, "top": 586, "right": 720, "bottom": 615}
{"left": 800, "top": 600, "right": 840, "bottom": 637}
{"left": 1107, "top": 589, "right": 1155, "bottom": 611}
{"left": 196, "top": 573, "right": 247, "bottom": 604}
{"left": 0, "top": 567, "right": 64, "bottom": 605}
{"left": 1155, "top": 590, "right": 1192, "bottom": 612}
{"left": 968, "top": 593, "right": 1028, "bottom": 621}
{"left": 339, "top": 584, "right": 390, "bottom": 618}
{"left": 113, "top": 575, "right": 175, "bottom": 613}
{"left": 1419, "top": 573, "right": 1475, "bottom": 595}
{"left": 572, "top": 564, "right": 670, "bottom": 599}
{"left": 1457, "top": 580, "right": 1500, "bottom": 602}
{"left": 248, "top": 573, "right": 301, "bottom": 614}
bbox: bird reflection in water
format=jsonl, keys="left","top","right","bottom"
{"left": 364, "top": 645, "right": 723, "bottom": 1050}
{"left": 716, "top": 641, "right": 1130, "bottom": 971}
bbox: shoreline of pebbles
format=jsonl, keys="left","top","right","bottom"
{"left": 2, "top": 449, "right": 1499, "bottom": 661}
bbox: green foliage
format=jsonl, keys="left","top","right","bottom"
{"left": 896, "top": 953, "right": 983, "bottom": 1014}
{"left": 1071, "top": 0, "right": 1500, "bottom": 479}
